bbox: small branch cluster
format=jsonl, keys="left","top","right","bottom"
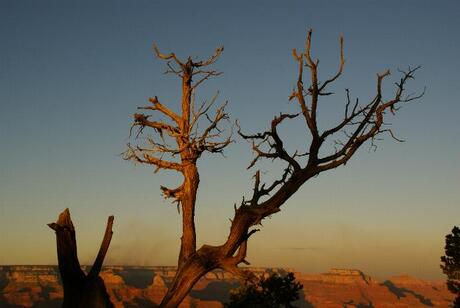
{"left": 123, "top": 44, "right": 232, "bottom": 205}
{"left": 238, "top": 29, "right": 423, "bottom": 210}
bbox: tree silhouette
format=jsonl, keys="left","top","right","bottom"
{"left": 48, "top": 209, "right": 114, "bottom": 308}
{"left": 441, "top": 226, "right": 460, "bottom": 308}
{"left": 124, "top": 30, "right": 423, "bottom": 307}
{"left": 225, "top": 272, "right": 303, "bottom": 308}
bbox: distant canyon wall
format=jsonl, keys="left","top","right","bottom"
{"left": 0, "top": 266, "right": 454, "bottom": 307}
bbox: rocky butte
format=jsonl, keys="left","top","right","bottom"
{"left": 0, "top": 266, "right": 453, "bottom": 307}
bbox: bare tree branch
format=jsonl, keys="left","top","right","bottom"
{"left": 192, "top": 70, "right": 223, "bottom": 89}
{"left": 132, "top": 113, "right": 181, "bottom": 138}
{"left": 88, "top": 215, "right": 114, "bottom": 279}
{"left": 318, "top": 35, "right": 345, "bottom": 93}
{"left": 136, "top": 96, "right": 181, "bottom": 124}
{"left": 153, "top": 43, "right": 185, "bottom": 67}
{"left": 123, "top": 144, "right": 183, "bottom": 172}
{"left": 239, "top": 113, "right": 301, "bottom": 172}
{"left": 194, "top": 46, "right": 224, "bottom": 67}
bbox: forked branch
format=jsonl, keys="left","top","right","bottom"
{"left": 214, "top": 30, "right": 423, "bottom": 294}
{"left": 88, "top": 215, "right": 114, "bottom": 279}
{"left": 48, "top": 209, "right": 114, "bottom": 308}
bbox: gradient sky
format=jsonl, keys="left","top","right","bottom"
{"left": 1, "top": 0, "right": 459, "bottom": 280}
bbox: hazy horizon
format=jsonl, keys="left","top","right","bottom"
{"left": 1, "top": 0, "right": 459, "bottom": 281}
{"left": 0, "top": 264, "right": 447, "bottom": 283}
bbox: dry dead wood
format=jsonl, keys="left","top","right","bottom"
{"left": 125, "top": 30, "right": 423, "bottom": 307}
{"left": 48, "top": 209, "right": 114, "bottom": 308}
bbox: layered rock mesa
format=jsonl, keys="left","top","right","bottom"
{"left": 0, "top": 266, "right": 454, "bottom": 307}
{"left": 298, "top": 268, "right": 453, "bottom": 307}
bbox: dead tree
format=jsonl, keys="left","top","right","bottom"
{"left": 48, "top": 209, "right": 114, "bottom": 308}
{"left": 124, "top": 30, "right": 423, "bottom": 307}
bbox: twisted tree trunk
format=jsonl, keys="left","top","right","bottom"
{"left": 160, "top": 255, "right": 211, "bottom": 307}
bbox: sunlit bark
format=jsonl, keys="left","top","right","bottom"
{"left": 125, "top": 30, "right": 423, "bottom": 307}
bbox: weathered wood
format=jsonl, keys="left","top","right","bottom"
{"left": 125, "top": 30, "right": 423, "bottom": 307}
{"left": 48, "top": 209, "right": 114, "bottom": 308}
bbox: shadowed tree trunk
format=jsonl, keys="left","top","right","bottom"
{"left": 48, "top": 208, "right": 114, "bottom": 308}
{"left": 125, "top": 30, "right": 424, "bottom": 307}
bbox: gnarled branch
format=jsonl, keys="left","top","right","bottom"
{"left": 211, "top": 31, "right": 423, "bottom": 297}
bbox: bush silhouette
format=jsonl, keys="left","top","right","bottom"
{"left": 225, "top": 272, "right": 303, "bottom": 308}
{"left": 441, "top": 226, "right": 460, "bottom": 308}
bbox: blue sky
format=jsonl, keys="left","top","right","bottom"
{"left": 1, "top": 0, "right": 459, "bottom": 279}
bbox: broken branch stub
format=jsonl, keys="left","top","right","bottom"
{"left": 48, "top": 208, "right": 114, "bottom": 308}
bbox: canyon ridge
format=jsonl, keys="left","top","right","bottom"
{"left": 0, "top": 266, "right": 453, "bottom": 307}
